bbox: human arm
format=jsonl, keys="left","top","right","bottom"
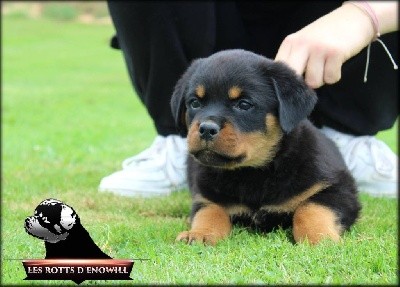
{"left": 275, "top": 1, "right": 398, "bottom": 89}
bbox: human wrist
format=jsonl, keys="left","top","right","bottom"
{"left": 342, "top": 1, "right": 398, "bottom": 39}
{"left": 342, "top": 1, "right": 379, "bottom": 41}
{"left": 341, "top": 1, "right": 398, "bottom": 83}
{"left": 336, "top": 2, "right": 377, "bottom": 47}
{"left": 367, "top": 1, "right": 398, "bottom": 34}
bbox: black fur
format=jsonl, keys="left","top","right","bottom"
{"left": 43, "top": 221, "right": 111, "bottom": 259}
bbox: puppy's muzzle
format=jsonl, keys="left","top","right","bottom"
{"left": 199, "top": 121, "right": 220, "bottom": 141}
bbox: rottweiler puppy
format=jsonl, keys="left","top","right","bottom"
{"left": 171, "top": 49, "right": 361, "bottom": 245}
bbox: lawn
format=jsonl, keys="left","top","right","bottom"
{"left": 2, "top": 16, "right": 398, "bottom": 285}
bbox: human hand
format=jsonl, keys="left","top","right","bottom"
{"left": 275, "top": 3, "right": 376, "bottom": 89}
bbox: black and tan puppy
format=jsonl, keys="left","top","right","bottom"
{"left": 171, "top": 49, "right": 361, "bottom": 245}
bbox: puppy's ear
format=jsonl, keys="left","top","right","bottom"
{"left": 170, "top": 59, "right": 202, "bottom": 137}
{"left": 264, "top": 60, "right": 318, "bottom": 133}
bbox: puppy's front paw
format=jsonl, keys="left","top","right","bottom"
{"left": 176, "top": 230, "right": 221, "bottom": 246}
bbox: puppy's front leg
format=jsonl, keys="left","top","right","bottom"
{"left": 176, "top": 203, "right": 231, "bottom": 245}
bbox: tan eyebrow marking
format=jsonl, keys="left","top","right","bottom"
{"left": 195, "top": 85, "right": 206, "bottom": 98}
{"left": 228, "top": 86, "right": 242, "bottom": 100}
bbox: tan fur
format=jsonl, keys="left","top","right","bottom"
{"left": 186, "top": 114, "right": 283, "bottom": 169}
{"left": 176, "top": 204, "right": 232, "bottom": 245}
{"left": 182, "top": 110, "right": 189, "bottom": 129}
{"left": 192, "top": 193, "right": 212, "bottom": 205}
{"left": 293, "top": 202, "right": 342, "bottom": 244}
{"left": 225, "top": 204, "right": 252, "bottom": 217}
{"left": 187, "top": 120, "right": 201, "bottom": 152}
{"left": 261, "top": 182, "right": 330, "bottom": 213}
{"left": 212, "top": 122, "right": 241, "bottom": 156}
{"left": 195, "top": 85, "right": 205, "bottom": 98}
{"left": 228, "top": 86, "right": 242, "bottom": 100}
{"left": 237, "top": 114, "right": 282, "bottom": 168}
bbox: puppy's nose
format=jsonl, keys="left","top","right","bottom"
{"left": 199, "top": 121, "right": 220, "bottom": 141}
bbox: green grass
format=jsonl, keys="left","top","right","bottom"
{"left": 2, "top": 16, "right": 398, "bottom": 285}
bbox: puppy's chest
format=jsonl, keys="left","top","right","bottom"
{"left": 197, "top": 166, "right": 294, "bottom": 209}
{"left": 228, "top": 207, "right": 293, "bottom": 232}
{"left": 223, "top": 196, "right": 295, "bottom": 231}
{"left": 210, "top": 174, "right": 295, "bottom": 230}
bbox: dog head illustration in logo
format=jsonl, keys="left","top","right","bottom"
{"left": 25, "top": 199, "right": 111, "bottom": 259}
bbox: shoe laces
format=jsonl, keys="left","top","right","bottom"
{"left": 342, "top": 136, "right": 396, "bottom": 178}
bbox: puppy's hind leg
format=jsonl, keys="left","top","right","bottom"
{"left": 176, "top": 203, "right": 231, "bottom": 246}
{"left": 292, "top": 202, "right": 343, "bottom": 245}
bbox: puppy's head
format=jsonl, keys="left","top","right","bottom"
{"left": 25, "top": 199, "right": 78, "bottom": 243}
{"left": 171, "top": 49, "right": 317, "bottom": 169}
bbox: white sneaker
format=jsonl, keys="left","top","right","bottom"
{"left": 320, "top": 126, "right": 398, "bottom": 198}
{"left": 99, "top": 135, "right": 188, "bottom": 197}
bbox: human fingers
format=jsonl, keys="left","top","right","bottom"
{"left": 275, "top": 36, "right": 309, "bottom": 76}
{"left": 275, "top": 38, "right": 291, "bottom": 64}
{"left": 323, "top": 52, "right": 343, "bottom": 85}
{"left": 304, "top": 50, "right": 325, "bottom": 89}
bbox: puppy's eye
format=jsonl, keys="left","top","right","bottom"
{"left": 42, "top": 217, "right": 50, "bottom": 224}
{"left": 236, "top": 100, "right": 253, "bottom": 111}
{"left": 189, "top": 99, "right": 201, "bottom": 109}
